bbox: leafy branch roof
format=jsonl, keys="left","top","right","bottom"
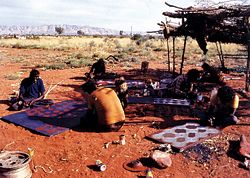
{"left": 160, "top": 2, "right": 250, "bottom": 45}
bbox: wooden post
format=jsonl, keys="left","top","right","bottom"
{"left": 182, "top": 13, "right": 184, "bottom": 24}
{"left": 246, "top": 17, "right": 250, "bottom": 91}
{"left": 173, "top": 37, "right": 176, "bottom": 76}
{"left": 247, "top": 39, "right": 250, "bottom": 91}
{"left": 141, "top": 61, "right": 149, "bottom": 75}
{"left": 167, "top": 38, "right": 170, "bottom": 71}
{"left": 215, "top": 42, "right": 222, "bottom": 64}
{"left": 219, "top": 42, "right": 225, "bottom": 69}
{"left": 180, "top": 36, "right": 187, "bottom": 75}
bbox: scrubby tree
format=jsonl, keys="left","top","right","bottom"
{"left": 55, "top": 27, "right": 64, "bottom": 35}
{"left": 77, "top": 30, "right": 84, "bottom": 36}
{"left": 119, "top": 30, "right": 124, "bottom": 36}
{"left": 131, "top": 34, "right": 142, "bottom": 41}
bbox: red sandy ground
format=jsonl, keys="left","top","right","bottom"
{"left": 0, "top": 47, "right": 249, "bottom": 178}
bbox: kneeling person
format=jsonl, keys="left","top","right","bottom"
{"left": 206, "top": 85, "right": 239, "bottom": 127}
{"left": 115, "top": 76, "right": 128, "bottom": 109}
{"left": 81, "top": 80, "right": 125, "bottom": 132}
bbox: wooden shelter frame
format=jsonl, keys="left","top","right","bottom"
{"left": 159, "top": 2, "right": 250, "bottom": 91}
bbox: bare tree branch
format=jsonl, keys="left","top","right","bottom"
{"left": 165, "top": 2, "right": 185, "bottom": 9}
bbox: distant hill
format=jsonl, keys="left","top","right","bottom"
{"left": 0, "top": 24, "right": 131, "bottom": 36}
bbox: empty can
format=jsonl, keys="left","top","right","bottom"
{"left": 96, "top": 160, "right": 106, "bottom": 171}
{"left": 119, "top": 135, "right": 126, "bottom": 145}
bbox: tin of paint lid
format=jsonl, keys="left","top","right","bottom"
{"left": 119, "top": 135, "right": 126, "bottom": 145}
{"left": 146, "top": 168, "right": 153, "bottom": 178}
{"left": 96, "top": 160, "right": 106, "bottom": 171}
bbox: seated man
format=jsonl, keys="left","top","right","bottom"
{"left": 200, "top": 62, "right": 224, "bottom": 84}
{"left": 81, "top": 80, "right": 125, "bottom": 132}
{"left": 114, "top": 76, "right": 128, "bottom": 109}
{"left": 143, "top": 78, "right": 160, "bottom": 97}
{"left": 86, "top": 58, "right": 106, "bottom": 79}
{"left": 205, "top": 85, "right": 239, "bottom": 127}
{"left": 11, "top": 69, "right": 46, "bottom": 110}
{"left": 162, "top": 69, "right": 201, "bottom": 99}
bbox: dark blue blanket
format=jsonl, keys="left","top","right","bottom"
{"left": 2, "top": 100, "right": 87, "bottom": 136}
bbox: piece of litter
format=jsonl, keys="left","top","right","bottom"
{"left": 104, "top": 142, "right": 110, "bottom": 149}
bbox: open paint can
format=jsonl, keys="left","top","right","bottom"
{"left": 0, "top": 151, "right": 32, "bottom": 178}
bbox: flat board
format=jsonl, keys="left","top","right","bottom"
{"left": 96, "top": 79, "right": 145, "bottom": 89}
{"left": 147, "top": 123, "right": 221, "bottom": 152}
{"left": 128, "top": 97, "right": 154, "bottom": 104}
{"left": 128, "top": 97, "right": 190, "bottom": 106}
{"left": 2, "top": 100, "right": 87, "bottom": 136}
{"left": 153, "top": 98, "right": 190, "bottom": 106}
{"left": 96, "top": 79, "right": 114, "bottom": 87}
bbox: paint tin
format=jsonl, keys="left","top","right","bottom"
{"left": 27, "top": 148, "right": 34, "bottom": 158}
{"left": 119, "top": 135, "right": 126, "bottom": 145}
{"left": 146, "top": 168, "right": 153, "bottom": 178}
{"left": 96, "top": 160, "right": 106, "bottom": 171}
{"left": 0, "top": 151, "right": 32, "bottom": 178}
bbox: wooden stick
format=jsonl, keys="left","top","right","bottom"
{"left": 216, "top": 42, "right": 223, "bottom": 64}
{"left": 44, "top": 80, "right": 64, "bottom": 99}
{"left": 165, "top": 2, "right": 184, "bottom": 10}
{"left": 219, "top": 42, "right": 225, "bottom": 69}
{"left": 246, "top": 18, "right": 250, "bottom": 92}
{"left": 180, "top": 36, "right": 187, "bottom": 75}
{"left": 47, "top": 84, "right": 53, "bottom": 94}
{"left": 173, "top": 37, "right": 176, "bottom": 76}
{"left": 167, "top": 38, "right": 170, "bottom": 71}
{"left": 1, "top": 141, "right": 15, "bottom": 152}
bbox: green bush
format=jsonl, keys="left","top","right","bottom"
{"left": 37, "top": 63, "right": 66, "bottom": 70}
{"left": 131, "top": 34, "right": 142, "bottom": 41}
{"left": 11, "top": 57, "right": 25, "bottom": 63}
{"left": 5, "top": 73, "right": 21, "bottom": 80}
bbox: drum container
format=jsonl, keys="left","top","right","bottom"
{"left": 0, "top": 151, "right": 32, "bottom": 178}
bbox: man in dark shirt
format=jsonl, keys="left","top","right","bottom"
{"left": 200, "top": 62, "right": 224, "bottom": 84}
{"left": 18, "top": 69, "right": 45, "bottom": 108}
{"left": 161, "top": 69, "right": 201, "bottom": 99}
{"left": 86, "top": 58, "right": 106, "bottom": 79}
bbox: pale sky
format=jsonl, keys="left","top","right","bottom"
{"left": 0, "top": 0, "right": 248, "bottom": 32}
